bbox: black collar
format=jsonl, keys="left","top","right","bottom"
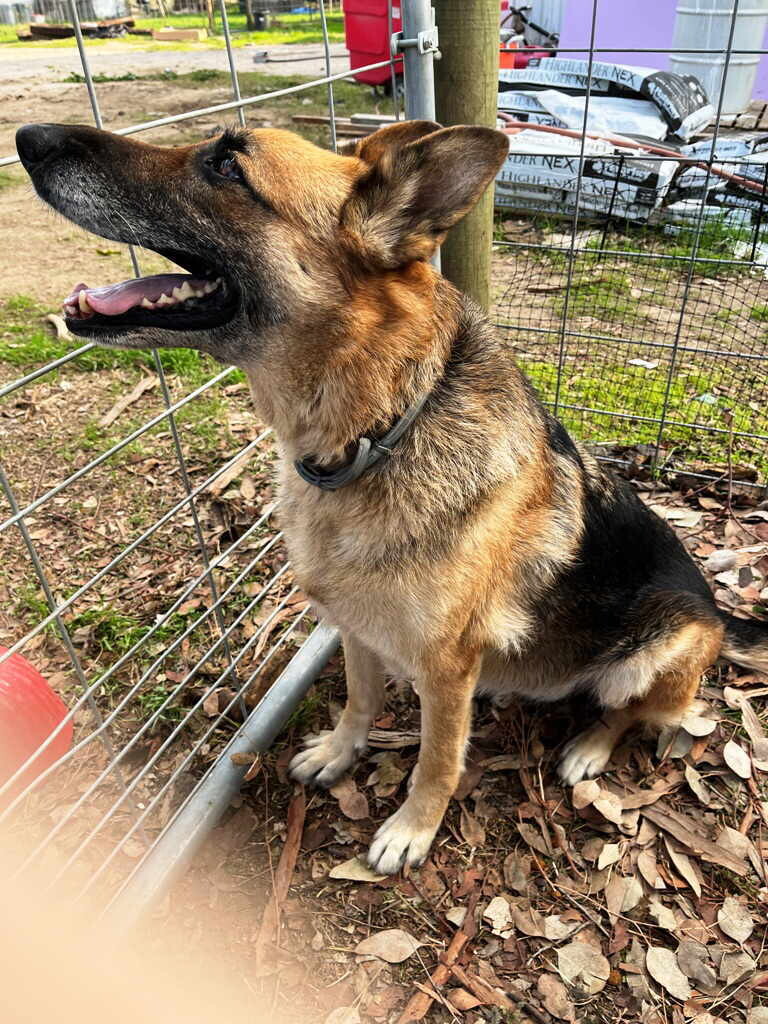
{"left": 294, "top": 391, "right": 430, "bottom": 491}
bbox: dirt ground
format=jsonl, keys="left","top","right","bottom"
{"left": 1, "top": 51, "right": 768, "bottom": 1024}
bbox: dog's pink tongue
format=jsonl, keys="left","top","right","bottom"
{"left": 65, "top": 274, "right": 203, "bottom": 316}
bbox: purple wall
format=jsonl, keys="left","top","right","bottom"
{"left": 559, "top": 0, "right": 768, "bottom": 101}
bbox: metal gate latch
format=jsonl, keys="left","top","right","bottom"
{"left": 391, "top": 12, "right": 440, "bottom": 58}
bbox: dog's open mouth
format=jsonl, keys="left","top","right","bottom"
{"left": 62, "top": 250, "right": 239, "bottom": 336}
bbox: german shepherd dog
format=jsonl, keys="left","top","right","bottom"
{"left": 17, "top": 120, "right": 768, "bottom": 874}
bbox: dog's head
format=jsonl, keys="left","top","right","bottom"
{"left": 16, "top": 120, "right": 508, "bottom": 366}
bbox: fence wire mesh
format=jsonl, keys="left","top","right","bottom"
{"left": 493, "top": 4, "right": 768, "bottom": 494}
{"left": 0, "top": 0, "right": 400, "bottom": 911}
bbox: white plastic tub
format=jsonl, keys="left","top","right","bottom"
{"left": 670, "top": 0, "right": 768, "bottom": 116}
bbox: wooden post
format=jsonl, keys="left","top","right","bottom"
{"left": 434, "top": 0, "right": 500, "bottom": 310}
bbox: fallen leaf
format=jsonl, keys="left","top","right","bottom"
{"left": 657, "top": 726, "right": 693, "bottom": 760}
{"left": 628, "top": 358, "right": 659, "bottom": 369}
{"left": 203, "top": 690, "right": 221, "bottom": 717}
{"left": 503, "top": 851, "right": 531, "bottom": 893}
{"left": 207, "top": 446, "right": 254, "bottom": 497}
{"left": 646, "top": 946, "right": 692, "bottom": 1002}
{"left": 330, "top": 777, "right": 370, "bottom": 821}
{"left": 604, "top": 873, "right": 626, "bottom": 922}
{"left": 685, "top": 764, "right": 711, "bottom": 806}
{"left": 513, "top": 903, "right": 547, "bottom": 938}
{"left": 650, "top": 505, "right": 702, "bottom": 528}
{"left": 704, "top": 550, "right": 738, "bottom": 573}
{"left": 717, "top": 896, "right": 754, "bottom": 943}
{"left": 719, "top": 950, "right": 756, "bottom": 985}
{"left": 460, "top": 804, "right": 486, "bottom": 847}
{"left": 354, "top": 929, "right": 422, "bottom": 963}
{"left": 664, "top": 838, "right": 702, "bottom": 898}
{"left": 723, "top": 739, "right": 752, "bottom": 779}
{"left": 447, "top": 988, "right": 482, "bottom": 1011}
{"left": 329, "top": 857, "right": 386, "bottom": 883}
{"left": 445, "top": 907, "right": 466, "bottom": 928}
{"left": 680, "top": 715, "right": 717, "bottom": 737}
{"left": 543, "top": 915, "right": 580, "bottom": 941}
{"left": 483, "top": 896, "right": 513, "bottom": 938}
{"left": 641, "top": 806, "right": 748, "bottom": 876}
{"left": 516, "top": 821, "right": 551, "bottom": 856}
{"left": 581, "top": 838, "right": 604, "bottom": 862}
{"left": 593, "top": 790, "right": 623, "bottom": 825}
{"left": 648, "top": 898, "right": 678, "bottom": 931}
{"left": 597, "top": 842, "right": 621, "bottom": 870}
{"left": 621, "top": 877, "right": 644, "bottom": 912}
{"left": 572, "top": 779, "right": 601, "bottom": 809}
{"left": 557, "top": 940, "right": 610, "bottom": 995}
{"left": 537, "top": 973, "right": 575, "bottom": 1021}
{"left": 638, "top": 848, "right": 665, "bottom": 889}
{"left": 99, "top": 374, "right": 158, "bottom": 427}
{"left": 677, "top": 940, "right": 717, "bottom": 994}
{"left": 716, "top": 825, "right": 763, "bottom": 877}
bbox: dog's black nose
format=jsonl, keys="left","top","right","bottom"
{"left": 16, "top": 123, "right": 70, "bottom": 171}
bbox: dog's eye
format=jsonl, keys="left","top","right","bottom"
{"left": 207, "top": 152, "right": 242, "bottom": 182}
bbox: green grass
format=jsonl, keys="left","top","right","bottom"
{"left": 584, "top": 220, "right": 753, "bottom": 278}
{"left": 15, "top": 581, "right": 53, "bottom": 626}
{"left": 750, "top": 303, "right": 768, "bottom": 322}
{"left": 136, "top": 684, "right": 183, "bottom": 721}
{"left": 66, "top": 603, "right": 189, "bottom": 719}
{"left": 554, "top": 271, "right": 639, "bottom": 324}
{"left": 0, "top": 9, "right": 344, "bottom": 48}
{"left": 520, "top": 355, "right": 768, "bottom": 474}
{"left": 138, "top": 66, "right": 380, "bottom": 119}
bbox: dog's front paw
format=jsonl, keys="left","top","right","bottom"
{"left": 367, "top": 802, "right": 438, "bottom": 875}
{"left": 289, "top": 728, "right": 366, "bottom": 788}
{"left": 558, "top": 724, "right": 614, "bottom": 786}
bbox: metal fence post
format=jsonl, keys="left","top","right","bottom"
{"left": 400, "top": 0, "right": 437, "bottom": 122}
{"left": 400, "top": 0, "right": 438, "bottom": 268}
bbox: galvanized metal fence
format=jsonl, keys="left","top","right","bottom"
{"left": 1, "top": 0, "right": 767, "bottom": 934}
{"left": 0, "top": 0, "right": 432, "bottom": 929}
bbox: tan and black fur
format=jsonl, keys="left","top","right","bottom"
{"left": 16, "top": 119, "right": 768, "bottom": 874}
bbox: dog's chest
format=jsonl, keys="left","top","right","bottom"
{"left": 278, "top": 492, "right": 443, "bottom": 677}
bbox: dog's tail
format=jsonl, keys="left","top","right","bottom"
{"left": 720, "top": 612, "right": 768, "bottom": 673}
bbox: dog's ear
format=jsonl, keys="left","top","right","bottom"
{"left": 341, "top": 124, "right": 508, "bottom": 268}
{"left": 339, "top": 119, "right": 441, "bottom": 160}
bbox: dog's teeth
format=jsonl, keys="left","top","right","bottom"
{"left": 156, "top": 293, "right": 174, "bottom": 307}
{"left": 176, "top": 281, "right": 195, "bottom": 301}
{"left": 78, "top": 291, "right": 91, "bottom": 314}
{"left": 140, "top": 297, "right": 155, "bottom": 309}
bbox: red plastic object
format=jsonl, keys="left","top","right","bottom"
{"left": 0, "top": 646, "right": 73, "bottom": 806}
{"left": 344, "top": 0, "right": 402, "bottom": 87}
{"left": 500, "top": 45, "right": 554, "bottom": 69}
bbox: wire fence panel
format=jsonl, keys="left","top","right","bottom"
{"left": 4, "top": 0, "right": 767, "bottom": 925}
{"left": 0, "top": 0, "right": 402, "bottom": 912}
{"left": 493, "top": 2, "right": 768, "bottom": 494}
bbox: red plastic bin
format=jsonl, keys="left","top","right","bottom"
{"left": 344, "top": 0, "right": 403, "bottom": 87}
{"left": 0, "top": 647, "right": 73, "bottom": 808}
